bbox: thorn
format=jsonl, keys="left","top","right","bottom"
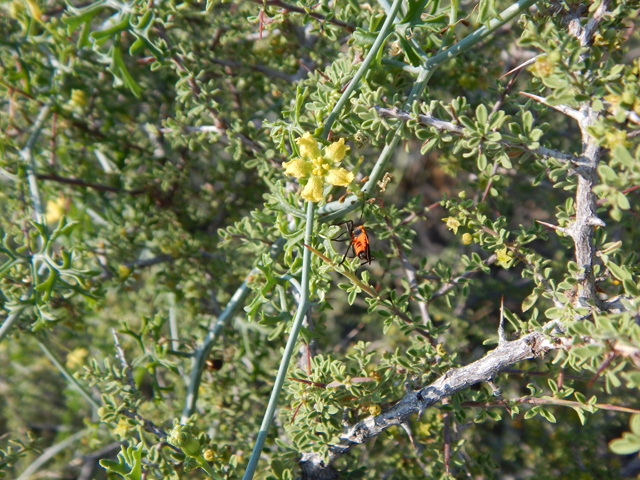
{"left": 498, "top": 56, "right": 538, "bottom": 80}
{"left": 519, "top": 91, "right": 581, "bottom": 120}
{"left": 291, "top": 403, "right": 302, "bottom": 424}
{"left": 314, "top": 68, "right": 331, "bottom": 82}
{"left": 498, "top": 296, "right": 507, "bottom": 346}
{"left": 587, "top": 216, "right": 606, "bottom": 228}
{"left": 519, "top": 90, "right": 546, "bottom": 103}
{"left": 535, "top": 219, "right": 568, "bottom": 234}
{"left": 587, "top": 352, "right": 614, "bottom": 389}
{"left": 400, "top": 422, "right": 419, "bottom": 451}
{"left": 488, "top": 378, "right": 512, "bottom": 416}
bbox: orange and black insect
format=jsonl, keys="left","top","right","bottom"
{"left": 332, "top": 220, "right": 373, "bottom": 266}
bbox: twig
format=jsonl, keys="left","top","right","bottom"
{"left": 443, "top": 409, "right": 451, "bottom": 474}
{"left": 119, "top": 409, "right": 171, "bottom": 442}
{"left": 37, "top": 338, "right": 100, "bottom": 410}
{"left": 208, "top": 57, "right": 296, "bottom": 83}
{"left": 16, "top": 429, "right": 90, "bottom": 480}
{"left": 242, "top": 202, "right": 315, "bottom": 480}
{"left": 247, "top": 0, "right": 355, "bottom": 33}
{"left": 569, "top": 0, "right": 611, "bottom": 47}
{"left": 428, "top": 254, "right": 497, "bottom": 301}
{"left": 520, "top": 93, "right": 606, "bottom": 308}
{"left": 462, "top": 396, "right": 640, "bottom": 415}
{"left": 112, "top": 328, "right": 137, "bottom": 393}
{"left": 382, "top": 214, "right": 433, "bottom": 336}
{"left": 316, "top": 330, "right": 560, "bottom": 459}
{"left": 375, "top": 106, "right": 580, "bottom": 165}
{"left": 36, "top": 174, "right": 147, "bottom": 195}
{"left": 482, "top": 70, "right": 523, "bottom": 203}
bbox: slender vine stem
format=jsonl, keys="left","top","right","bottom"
{"left": 37, "top": 338, "right": 100, "bottom": 410}
{"left": 20, "top": 102, "right": 52, "bottom": 225}
{"left": 0, "top": 310, "right": 23, "bottom": 344}
{"left": 242, "top": 201, "right": 315, "bottom": 480}
{"left": 180, "top": 238, "right": 285, "bottom": 422}
{"left": 321, "top": 0, "right": 404, "bottom": 136}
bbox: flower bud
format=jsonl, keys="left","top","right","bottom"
{"left": 168, "top": 425, "right": 202, "bottom": 457}
{"left": 368, "top": 404, "right": 381, "bottom": 416}
{"left": 203, "top": 448, "right": 215, "bottom": 462}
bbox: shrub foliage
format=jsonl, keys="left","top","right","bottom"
{"left": 1, "top": 0, "right": 640, "bottom": 479}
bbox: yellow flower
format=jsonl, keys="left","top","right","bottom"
{"left": 462, "top": 233, "right": 473, "bottom": 245}
{"left": 604, "top": 128, "right": 631, "bottom": 149}
{"left": 528, "top": 56, "right": 554, "bottom": 78}
{"left": 113, "top": 418, "right": 131, "bottom": 439}
{"left": 496, "top": 247, "right": 514, "bottom": 269}
{"left": 66, "top": 347, "right": 89, "bottom": 370}
{"left": 443, "top": 217, "right": 461, "bottom": 234}
{"left": 45, "top": 196, "right": 66, "bottom": 225}
{"left": 282, "top": 133, "right": 355, "bottom": 203}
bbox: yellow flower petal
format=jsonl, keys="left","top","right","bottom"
{"left": 323, "top": 138, "right": 350, "bottom": 163}
{"left": 496, "top": 247, "right": 513, "bottom": 269}
{"left": 296, "top": 133, "right": 321, "bottom": 160}
{"left": 282, "top": 157, "right": 313, "bottom": 178}
{"left": 46, "top": 196, "right": 66, "bottom": 225}
{"left": 443, "top": 217, "right": 460, "bottom": 234}
{"left": 301, "top": 175, "right": 325, "bottom": 203}
{"left": 325, "top": 167, "right": 354, "bottom": 187}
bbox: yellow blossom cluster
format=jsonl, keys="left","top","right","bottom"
{"left": 282, "top": 133, "right": 354, "bottom": 203}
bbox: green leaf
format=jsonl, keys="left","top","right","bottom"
{"left": 607, "top": 262, "right": 631, "bottom": 281}
{"left": 476, "top": 104, "right": 488, "bottom": 125}
{"left": 62, "top": 0, "right": 111, "bottom": 34}
{"left": 521, "top": 292, "right": 538, "bottom": 312}
{"left": 573, "top": 407, "right": 587, "bottom": 425}
{"left": 539, "top": 407, "right": 556, "bottom": 423}
{"left": 99, "top": 443, "right": 143, "bottom": 480}
{"left": 108, "top": 40, "right": 142, "bottom": 98}
{"left": 348, "top": 289, "right": 357, "bottom": 305}
{"left": 353, "top": 28, "right": 378, "bottom": 47}
{"left": 90, "top": 14, "right": 131, "bottom": 41}
{"left": 632, "top": 414, "right": 640, "bottom": 434}
{"left": 623, "top": 278, "right": 639, "bottom": 296}
{"left": 399, "top": 0, "right": 432, "bottom": 24}
{"left": 571, "top": 345, "right": 602, "bottom": 360}
{"left": 477, "top": 153, "right": 488, "bottom": 171}
{"left": 268, "top": 181, "right": 306, "bottom": 218}
{"left": 398, "top": 36, "right": 423, "bottom": 67}
{"left": 609, "top": 433, "right": 640, "bottom": 455}
{"left": 612, "top": 145, "right": 635, "bottom": 169}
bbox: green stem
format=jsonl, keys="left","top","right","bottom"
{"left": 241, "top": 201, "right": 315, "bottom": 480}
{"left": 37, "top": 338, "right": 100, "bottom": 410}
{"left": 427, "top": 0, "right": 538, "bottom": 70}
{"left": 16, "top": 429, "right": 90, "bottom": 480}
{"left": 181, "top": 237, "right": 286, "bottom": 423}
{"left": 20, "top": 101, "right": 51, "bottom": 225}
{"left": 0, "top": 310, "right": 23, "bottom": 344}
{"left": 322, "top": 0, "right": 404, "bottom": 137}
